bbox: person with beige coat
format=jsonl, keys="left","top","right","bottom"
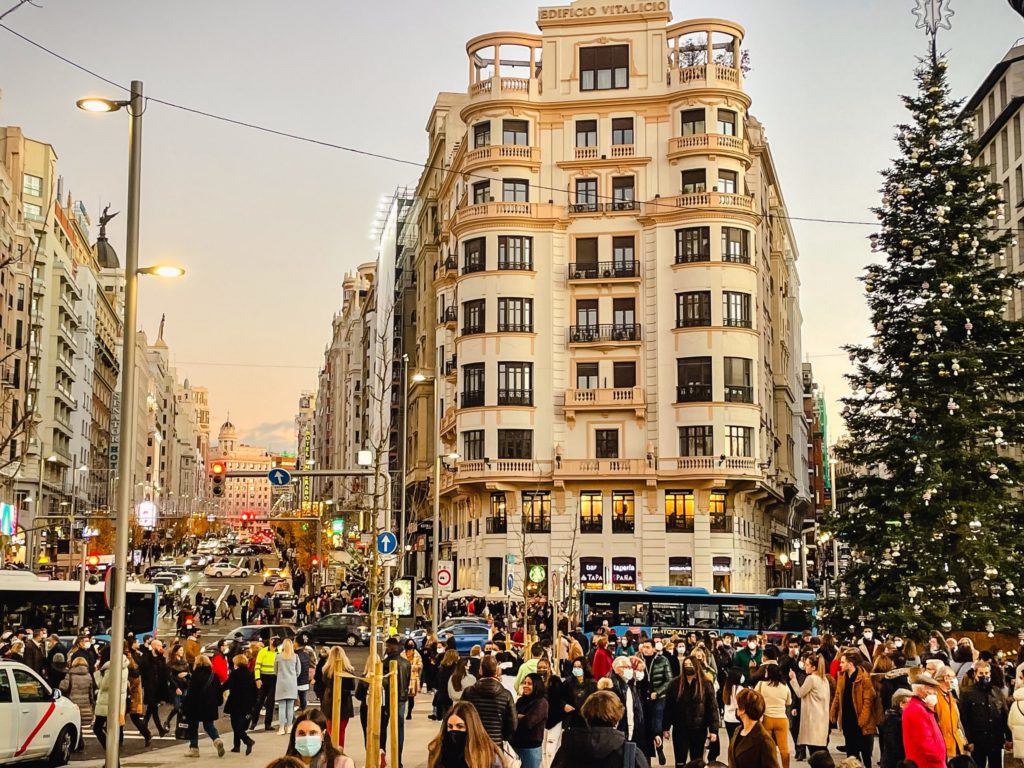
{"left": 789, "top": 654, "right": 831, "bottom": 753}
{"left": 1007, "top": 686, "right": 1024, "bottom": 764}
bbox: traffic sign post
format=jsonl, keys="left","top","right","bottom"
{"left": 268, "top": 468, "right": 292, "bottom": 486}
{"left": 376, "top": 531, "right": 398, "bottom": 555}
{"left": 436, "top": 559, "right": 453, "bottom": 591}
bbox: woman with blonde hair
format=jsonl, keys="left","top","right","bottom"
{"left": 320, "top": 647, "right": 356, "bottom": 748}
{"left": 790, "top": 653, "right": 830, "bottom": 757}
{"left": 275, "top": 639, "right": 302, "bottom": 735}
{"left": 427, "top": 700, "right": 505, "bottom": 768}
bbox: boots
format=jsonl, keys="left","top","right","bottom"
{"left": 214, "top": 738, "right": 225, "bottom": 757}
{"left": 185, "top": 747, "right": 200, "bottom": 758}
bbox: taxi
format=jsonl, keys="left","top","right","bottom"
{"left": 0, "top": 660, "right": 80, "bottom": 765}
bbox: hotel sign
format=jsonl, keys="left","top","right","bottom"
{"left": 539, "top": 1, "right": 668, "bottom": 21}
{"left": 301, "top": 430, "right": 312, "bottom": 506}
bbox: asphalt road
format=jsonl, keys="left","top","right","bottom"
{"left": 71, "top": 560, "right": 370, "bottom": 763}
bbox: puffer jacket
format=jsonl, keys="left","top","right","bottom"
{"left": 94, "top": 661, "right": 128, "bottom": 719}
{"left": 60, "top": 664, "right": 96, "bottom": 724}
{"left": 1008, "top": 687, "right": 1024, "bottom": 759}
{"left": 643, "top": 653, "right": 673, "bottom": 698}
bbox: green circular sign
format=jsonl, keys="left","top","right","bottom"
{"left": 529, "top": 565, "right": 546, "bottom": 583}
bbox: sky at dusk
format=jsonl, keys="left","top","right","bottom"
{"left": 0, "top": 0, "right": 1020, "bottom": 452}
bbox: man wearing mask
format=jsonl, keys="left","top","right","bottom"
{"left": 958, "top": 661, "right": 1007, "bottom": 768}
{"left": 902, "top": 674, "right": 948, "bottom": 768}
{"left": 859, "top": 628, "right": 880, "bottom": 663}
{"left": 23, "top": 627, "right": 47, "bottom": 675}
{"left": 732, "top": 636, "right": 763, "bottom": 684}
{"left": 639, "top": 640, "right": 672, "bottom": 764}
{"left": 781, "top": 638, "right": 806, "bottom": 760}
{"left": 379, "top": 637, "right": 412, "bottom": 762}
{"left": 934, "top": 665, "right": 967, "bottom": 759}
{"left": 829, "top": 651, "right": 879, "bottom": 768}
{"left": 606, "top": 655, "right": 645, "bottom": 745}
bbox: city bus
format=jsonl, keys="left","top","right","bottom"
{"left": 580, "top": 586, "right": 816, "bottom": 640}
{"left": 0, "top": 571, "right": 159, "bottom": 640}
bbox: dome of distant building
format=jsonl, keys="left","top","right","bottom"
{"left": 218, "top": 418, "right": 237, "bottom": 441}
{"left": 94, "top": 234, "right": 119, "bottom": 270}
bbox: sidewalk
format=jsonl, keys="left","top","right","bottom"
{"left": 73, "top": 709, "right": 440, "bottom": 768}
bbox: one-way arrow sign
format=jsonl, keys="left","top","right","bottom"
{"left": 268, "top": 468, "right": 292, "bottom": 486}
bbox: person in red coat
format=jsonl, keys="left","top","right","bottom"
{"left": 211, "top": 640, "right": 230, "bottom": 684}
{"left": 902, "top": 675, "right": 947, "bottom": 768}
{"left": 590, "top": 635, "right": 614, "bottom": 682}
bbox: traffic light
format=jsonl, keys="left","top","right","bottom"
{"left": 311, "top": 556, "right": 320, "bottom": 567}
{"left": 87, "top": 554, "right": 100, "bottom": 568}
{"left": 211, "top": 461, "right": 226, "bottom": 497}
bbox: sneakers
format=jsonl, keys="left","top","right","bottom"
{"left": 185, "top": 747, "right": 200, "bottom": 758}
{"left": 215, "top": 738, "right": 225, "bottom": 757}
{"left": 277, "top": 726, "right": 286, "bottom": 735}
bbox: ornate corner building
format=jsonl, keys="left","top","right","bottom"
{"left": 419, "top": 0, "right": 810, "bottom": 595}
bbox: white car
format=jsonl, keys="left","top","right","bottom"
{"left": 0, "top": 660, "right": 80, "bottom": 765}
{"left": 204, "top": 561, "right": 250, "bottom": 578}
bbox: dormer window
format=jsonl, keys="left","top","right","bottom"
{"left": 580, "top": 45, "right": 629, "bottom": 91}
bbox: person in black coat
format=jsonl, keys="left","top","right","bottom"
{"left": 139, "top": 639, "right": 169, "bottom": 737}
{"left": 563, "top": 658, "right": 598, "bottom": 730}
{"left": 552, "top": 690, "right": 648, "bottom": 768}
{"left": 878, "top": 688, "right": 912, "bottom": 768}
{"left": 181, "top": 656, "right": 225, "bottom": 757}
{"left": 663, "top": 657, "right": 720, "bottom": 766}
{"left": 222, "top": 654, "right": 256, "bottom": 754}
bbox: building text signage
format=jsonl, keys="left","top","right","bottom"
{"left": 539, "top": 1, "right": 668, "bottom": 21}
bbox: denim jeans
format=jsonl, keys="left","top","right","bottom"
{"left": 277, "top": 698, "right": 296, "bottom": 732}
{"left": 516, "top": 746, "right": 542, "bottom": 768}
{"left": 187, "top": 720, "right": 220, "bottom": 749}
{"left": 650, "top": 697, "right": 666, "bottom": 734}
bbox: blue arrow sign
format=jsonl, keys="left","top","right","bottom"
{"left": 377, "top": 531, "right": 399, "bottom": 555}
{"left": 267, "top": 468, "right": 292, "bottom": 486}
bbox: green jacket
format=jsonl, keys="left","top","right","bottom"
{"left": 644, "top": 653, "right": 673, "bottom": 698}
{"left": 732, "top": 646, "right": 763, "bottom": 682}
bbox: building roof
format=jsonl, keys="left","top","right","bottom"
{"left": 964, "top": 44, "right": 1024, "bottom": 115}
{"left": 94, "top": 233, "right": 119, "bottom": 269}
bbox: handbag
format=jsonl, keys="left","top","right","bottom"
{"left": 174, "top": 719, "right": 189, "bottom": 740}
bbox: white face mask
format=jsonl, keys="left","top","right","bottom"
{"left": 924, "top": 694, "right": 939, "bottom": 709}
{"left": 621, "top": 668, "right": 634, "bottom": 681}
{"left": 635, "top": 671, "right": 646, "bottom": 682}
{"left": 654, "top": 643, "right": 663, "bottom": 652}
{"left": 894, "top": 640, "right": 903, "bottom": 648}
{"left": 748, "top": 641, "right": 758, "bottom": 651}
{"left": 863, "top": 632, "right": 873, "bottom": 640}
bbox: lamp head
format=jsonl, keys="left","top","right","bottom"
{"left": 76, "top": 97, "right": 124, "bottom": 113}
{"left": 138, "top": 265, "right": 185, "bottom": 278}
{"left": 412, "top": 373, "right": 428, "bottom": 383}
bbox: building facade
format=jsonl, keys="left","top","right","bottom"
{"left": 425, "top": 1, "right": 809, "bottom": 594}
{"left": 209, "top": 419, "right": 273, "bottom": 521}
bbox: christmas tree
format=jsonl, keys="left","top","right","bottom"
{"left": 824, "top": 54, "right": 1024, "bottom": 636}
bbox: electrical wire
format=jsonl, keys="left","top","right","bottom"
{"left": 2, "top": 20, "right": 1019, "bottom": 235}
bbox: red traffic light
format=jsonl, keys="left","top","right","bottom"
{"left": 311, "top": 556, "right": 319, "bottom": 565}
{"left": 210, "top": 461, "right": 226, "bottom": 475}
{"left": 87, "top": 554, "right": 100, "bottom": 567}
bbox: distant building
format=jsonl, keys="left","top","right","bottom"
{"left": 208, "top": 418, "right": 273, "bottom": 522}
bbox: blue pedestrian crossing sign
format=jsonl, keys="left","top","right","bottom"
{"left": 268, "top": 468, "right": 292, "bottom": 486}
{"left": 377, "top": 531, "right": 399, "bottom": 555}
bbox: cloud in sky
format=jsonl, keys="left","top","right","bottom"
{"left": 241, "top": 420, "right": 295, "bottom": 454}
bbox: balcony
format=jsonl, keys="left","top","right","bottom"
{"left": 434, "top": 257, "right": 458, "bottom": 284}
{"left": 469, "top": 75, "right": 537, "bottom": 101}
{"left": 658, "top": 456, "right": 760, "bottom": 479}
{"left": 451, "top": 202, "right": 563, "bottom": 234}
{"left": 523, "top": 514, "right": 551, "bottom": 534}
{"left": 568, "top": 201, "right": 639, "bottom": 216}
{"left": 462, "top": 260, "right": 485, "bottom": 276}
{"left": 442, "top": 306, "right": 458, "bottom": 327}
{"left": 568, "top": 261, "right": 639, "bottom": 280}
{"left": 612, "top": 516, "right": 635, "bottom": 534}
{"left": 441, "top": 459, "right": 546, "bottom": 493}
{"left": 667, "top": 133, "right": 750, "bottom": 163}
{"left": 485, "top": 516, "right": 507, "bottom": 534}
{"left": 676, "top": 384, "right": 712, "bottom": 403}
{"left": 564, "top": 387, "right": 645, "bottom": 422}
{"left": 710, "top": 514, "right": 734, "bottom": 533}
{"left": 440, "top": 408, "right": 456, "bottom": 437}
{"left": 651, "top": 192, "right": 755, "bottom": 217}
{"left": 675, "top": 250, "right": 711, "bottom": 265}
{"left": 555, "top": 458, "right": 647, "bottom": 480}
{"left": 723, "top": 317, "right": 753, "bottom": 329}
{"left": 444, "top": 356, "right": 458, "bottom": 378}
{"left": 580, "top": 516, "right": 603, "bottom": 534}
{"left": 568, "top": 324, "right": 641, "bottom": 345}
{"left": 724, "top": 385, "right": 754, "bottom": 403}
{"left": 575, "top": 146, "right": 599, "bottom": 160}
{"left": 665, "top": 514, "right": 695, "bottom": 533}
{"left": 496, "top": 323, "right": 533, "bottom": 334}
{"left": 463, "top": 144, "right": 541, "bottom": 171}
{"left": 497, "top": 389, "right": 533, "bottom": 406}
{"left": 611, "top": 144, "right": 636, "bottom": 158}
{"left": 668, "top": 63, "right": 743, "bottom": 92}
{"left": 461, "top": 390, "right": 485, "bottom": 408}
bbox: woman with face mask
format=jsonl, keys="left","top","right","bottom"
{"left": 427, "top": 700, "right": 504, "bottom": 768}
{"left": 664, "top": 655, "right": 720, "bottom": 766}
{"left": 404, "top": 640, "right": 423, "bottom": 720}
{"left": 789, "top": 653, "right": 830, "bottom": 758}
{"left": 563, "top": 658, "right": 597, "bottom": 730}
{"left": 286, "top": 708, "right": 354, "bottom": 768}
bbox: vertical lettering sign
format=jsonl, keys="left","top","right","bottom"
{"left": 110, "top": 392, "right": 122, "bottom": 468}
{"left": 302, "top": 430, "right": 312, "bottom": 507}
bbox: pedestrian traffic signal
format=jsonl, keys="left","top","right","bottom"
{"left": 211, "top": 461, "right": 226, "bottom": 497}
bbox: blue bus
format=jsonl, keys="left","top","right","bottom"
{"left": 0, "top": 571, "right": 160, "bottom": 640}
{"left": 581, "top": 586, "right": 816, "bottom": 639}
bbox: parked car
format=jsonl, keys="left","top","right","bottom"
{"left": 204, "top": 624, "right": 295, "bottom": 655}
{"left": 204, "top": 561, "right": 250, "bottom": 578}
{"left": 298, "top": 613, "right": 370, "bottom": 647}
{"left": 436, "top": 621, "right": 491, "bottom": 654}
{"left": 0, "top": 660, "right": 81, "bottom": 765}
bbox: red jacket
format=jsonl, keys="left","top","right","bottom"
{"left": 211, "top": 652, "right": 229, "bottom": 683}
{"left": 903, "top": 696, "right": 947, "bottom": 768}
{"left": 591, "top": 647, "right": 613, "bottom": 681}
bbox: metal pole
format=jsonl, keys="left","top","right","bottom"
{"left": 34, "top": 452, "right": 43, "bottom": 565}
{"left": 398, "top": 356, "right": 408, "bottom": 578}
{"left": 104, "top": 79, "right": 143, "bottom": 768}
{"left": 74, "top": 470, "right": 87, "bottom": 628}
{"left": 431, "top": 455, "right": 440, "bottom": 635}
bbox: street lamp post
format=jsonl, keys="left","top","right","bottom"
{"left": 78, "top": 82, "right": 184, "bottom": 768}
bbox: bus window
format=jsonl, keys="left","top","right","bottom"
{"left": 779, "top": 599, "right": 813, "bottom": 631}
{"left": 720, "top": 603, "right": 759, "bottom": 630}
{"left": 618, "top": 600, "right": 649, "bottom": 626}
{"left": 584, "top": 598, "right": 615, "bottom": 632}
{"left": 687, "top": 602, "right": 718, "bottom": 629}
{"left": 650, "top": 602, "right": 681, "bottom": 628}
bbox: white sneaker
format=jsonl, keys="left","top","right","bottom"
{"left": 277, "top": 727, "right": 286, "bottom": 735}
